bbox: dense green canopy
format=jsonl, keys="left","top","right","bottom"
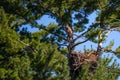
{"left": 0, "top": 0, "right": 120, "bottom": 80}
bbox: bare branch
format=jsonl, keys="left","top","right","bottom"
{"left": 17, "top": 39, "right": 30, "bottom": 46}
{"left": 17, "top": 39, "right": 38, "bottom": 53}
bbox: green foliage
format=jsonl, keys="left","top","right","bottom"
{"left": 0, "top": 6, "right": 69, "bottom": 80}
{"left": 0, "top": 7, "right": 33, "bottom": 80}
{"left": 96, "top": 0, "right": 120, "bottom": 30}
{"left": 76, "top": 57, "right": 119, "bottom": 80}
{"left": 115, "top": 46, "right": 120, "bottom": 58}
{"left": 0, "top": 0, "right": 120, "bottom": 80}
{"left": 32, "top": 42, "right": 70, "bottom": 80}
{"left": 104, "top": 41, "right": 114, "bottom": 51}
{"left": 86, "top": 28, "right": 100, "bottom": 42}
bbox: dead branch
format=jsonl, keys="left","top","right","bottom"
{"left": 17, "top": 39, "right": 38, "bottom": 53}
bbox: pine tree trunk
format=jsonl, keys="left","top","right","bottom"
{"left": 64, "top": 23, "right": 78, "bottom": 80}
{"left": 68, "top": 39, "right": 78, "bottom": 80}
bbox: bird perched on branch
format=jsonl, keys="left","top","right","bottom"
{"left": 65, "top": 24, "right": 73, "bottom": 38}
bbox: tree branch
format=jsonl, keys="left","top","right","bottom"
{"left": 57, "top": 42, "right": 68, "bottom": 47}
{"left": 97, "top": 0, "right": 102, "bottom": 10}
{"left": 72, "top": 38, "right": 90, "bottom": 49}
{"left": 38, "top": 25, "right": 67, "bottom": 41}
{"left": 103, "top": 49, "right": 120, "bottom": 54}
{"left": 73, "top": 25, "right": 95, "bottom": 43}
{"left": 17, "top": 39, "right": 38, "bottom": 53}
{"left": 108, "top": 67, "right": 120, "bottom": 74}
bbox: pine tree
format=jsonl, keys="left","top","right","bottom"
{"left": 0, "top": 1, "right": 70, "bottom": 79}
{"left": 0, "top": 0, "right": 120, "bottom": 80}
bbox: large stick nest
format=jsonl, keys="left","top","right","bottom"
{"left": 70, "top": 50, "right": 99, "bottom": 74}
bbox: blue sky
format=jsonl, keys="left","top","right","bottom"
{"left": 23, "top": 11, "right": 120, "bottom": 64}
{"left": 22, "top": 12, "right": 120, "bottom": 80}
